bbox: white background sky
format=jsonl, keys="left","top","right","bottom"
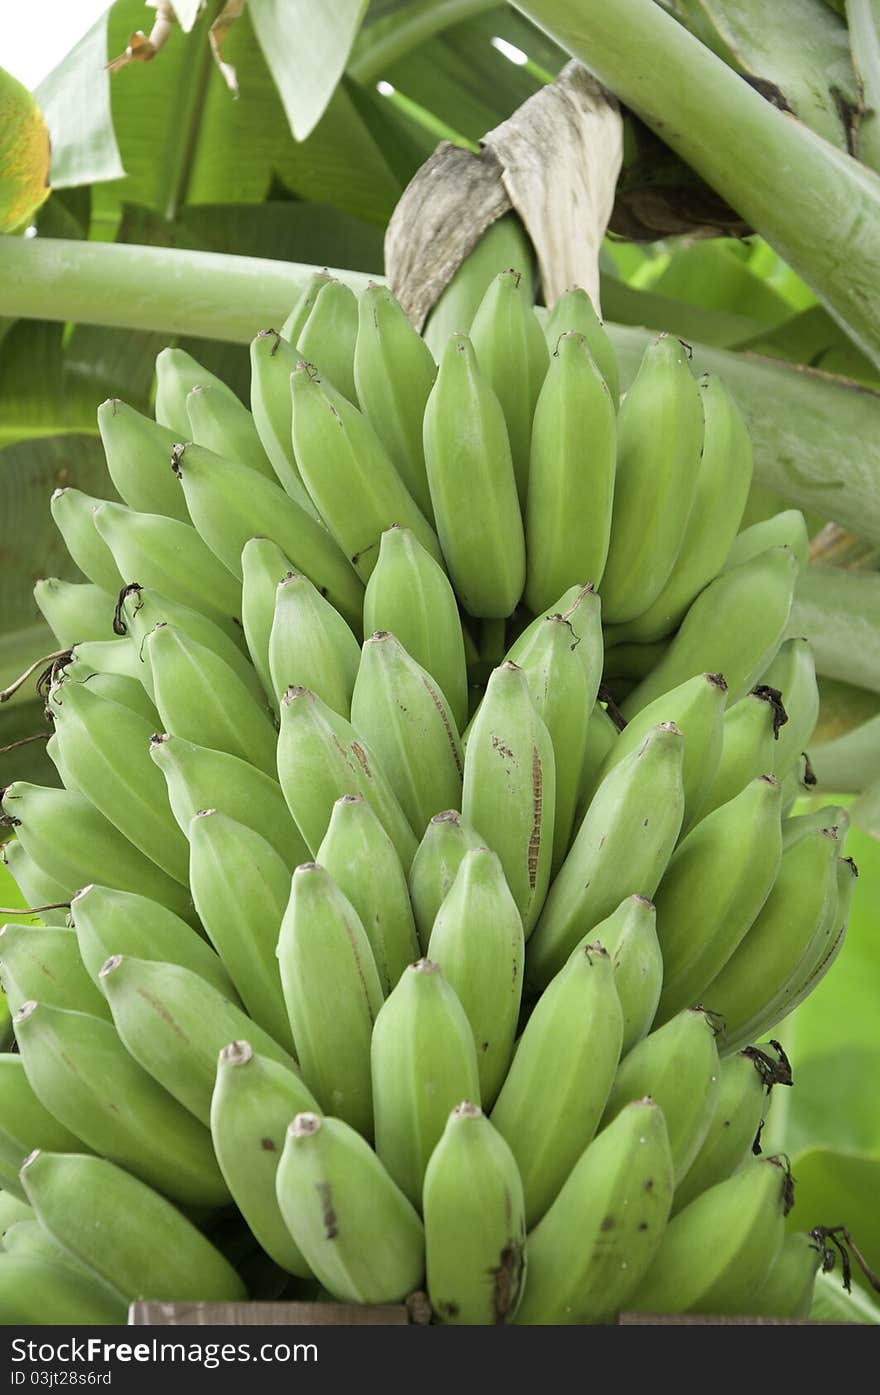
{"left": 3, "top": 0, "right": 116, "bottom": 88}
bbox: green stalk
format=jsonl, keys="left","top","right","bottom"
{"left": 513, "top": 0, "right": 880, "bottom": 367}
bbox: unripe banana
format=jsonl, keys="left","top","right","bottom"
{"left": 149, "top": 731, "right": 308, "bottom": 870}
{"left": 60, "top": 661, "right": 159, "bottom": 727}
{"left": 524, "top": 331, "right": 616, "bottom": 611}
{"left": 609, "top": 373, "right": 752, "bottom": 643}
{"left": 371, "top": 959, "right": 480, "bottom": 1207}
{"left": 462, "top": 662, "right": 555, "bottom": 936}
{"left": 779, "top": 750, "right": 817, "bottom": 817}
{"left": 724, "top": 508, "right": 810, "bottom": 572}
{"left": 294, "top": 277, "right": 359, "bottom": 403}
{"left": 275, "top": 1112, "right": 424, "bottom": 1303}
{"left": 270, "top": 571, "right": 361, "bottom": 718}
{"left": 50, "top": 487, "right": 122, "bottom": 594}
{"left": 71, "top": 636, "right": 142, "bottom": 681}
{"left": 760, "top": 637, "right": 820, "bottom": 777}
{"left": 351, "top": 630, "right": 463, "bottom": 837}
{"left": 169, "top": 438, "right": 363, "bottom": 629}
{"left": 514, "top": 1098, "right": 674, "bottom": 1325}
{"left": 673, "top": 1042, "right": 789, "bottom": 1214}
{"left": 70, "top": 883, "right": 235, "bottom": 1000}
{"left": 469, "top": 268, "right": 549, "bottom": 507}
{"left": 316, "top": 795, "right": 419, "bottom": 994}
{"left": 576, "top": 701, "right": 621, "bottom": 819}
{"left": 96, "top": 398, "right": 189, "bottom": 522}
{"left": 92, "top": 500, "right": 242, "bottom": 631}
{"left": 490, "top": 944, "right": 623, "bottom": 1226}
{"left": 20, "top": 1149, "right": 246, "bottom": 1301}
{"left": 34, "top": 578, "right": 117, "bottom": 647}
{"left": 13, "top": 1000, "right": 229, "bottom": 1207}
{"left": 506, "top": 583, "right": 604, "bottom": 690}
{"left": 0, "top": 1055, "right": 83, "bottom": 1204}
{"left": 144, "top": 623, "right": 277, "bottom": 777}
{"left": 0, "top": 1248, "right": 127, "bottom": 1325}
{"left": 602, "top": 1008, "right": 721, "bottom": 1187}
{"left": 699, "top": 685, "right": 786, "bottom": 818}
{"left": 99, "top": 954, "right": 298, "bottom": 1125}
{"left": 782, "top": 802, "right": 850, "bottom": 849}
{"left": 237, "top": 535, "right": 295, "bottom": 709}
{"left": 568, "top": 895, "right": 663, "bottom": 1055}
{"left": 423, "top": 212, "right": 536, "bottom": 355}
{"left": 622, "top": 545, "right": 799, "bottom": 715}
{"left": 210, "top": 1041, "right": 318, "bottom": 1276}
{"left": 278, "top": 863, "right": 384, "bottom": 1138}
{"left": 0, "top": 1192, "right": 33, "bottom": 1232}
{"left": 277, "top": 685, "right": 417, "bottom": 867}
{"left": 588, "top": 671, "right": 727, "bottom": 836}
{"left": 627, "top": 1154, "right": 792, "bottom": 1315}
{"left": 115, "top": 581, "right": 256, "bottom": 696}
{"left": 526, "top": 722, "right": 684, "bottom": 992}
{"left": 600, "top": 335, "right": 704, "bottom": 624}
{"left": 185, "top": 383, "right": 276, "bottom": 479}
{"left": 249, "top": 329, "right": 323, "bottom": 512}
{"left": 427, "top": 847, "right": 524, "bottom": 1109}
{"left": 1, "top": 841, "right": 70, "bottom": 928}
{"left": 188, "top": 810, "right": 295, "bottom": 1052}
{"left": 1, "top": 782, "right": 195, "bottom": 924}
{"left": 423, "top": 1101, "right": 526, "bottom": 1324}
{"left": 0, "top": 924, "right": 110, "bottom": 1020}
{"left": 362, "top": 526, "right": 469, "bottom": 733}
{"left": 281, "top": 268, "right": 334, "bottom": 344}
{"left": 422, "top": 333, "right": 525, "bottom": 618}
{"left": 770, "top": 852, "right": 858, "bottom": 1029}
{"left": 651, "top": 775, "right": 784, "bottom": 1024}
{"left": 408, "top": 809, "right": 484, "bottom": 953}
{"left": 155, "top": 346, "right": 243, "bottom": 435}
{"left": 542, "top": 285, "right": 619, "bottom": 405}
{"left": 749, "top": 1230, "right": 825, "bottom": 1319}
{"left": 46, "top": 676, "right": 189, "bottom": 884}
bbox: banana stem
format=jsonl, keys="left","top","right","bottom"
{"left": 512, "top": 0, "right": 880, "bottom": 368}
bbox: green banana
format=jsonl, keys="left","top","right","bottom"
{"left": 277, "top": 863, "right": 384, "bottom": 1138}
{"left": 427, "top": 847, "right": 524, "bottom": 1109}
{"left": 526, "top": 722, "right": 684, "bottom": 992}
{"left": 169, "top": 438, "right": 364, "bottom": 630}
{"left": 760, "top": 637, "right": 820, "bottom": 777}
{"left": 0, "top": 1192, "right": 33, "bottom": 1232}
{"left": 627, "top": 1155, "right": 792, "bottom": 1315}
{"left": 422, "top": 333, "right": 525, "bottom": 618}
{"left": 115, "top": 581, "right": 255, "bottom": 695}
{"left": 524, "top": 331, "right": 616, "bottom": 611}
{"left": 651, "top": 775, "right": 784, "bottom": 1024}
{"left": 1, "top": 840, "right": 70, "bottom": 928}
{"left": 144, "top": 622, "right": 277, "bottom": 777}
{"left": 275, "top": 1112, "right": 424, "bottom": 1303}
{"left": 316, "top": 794, "right": 420, "bottom": 994}
{"left": 462, "top": 662, "right": 555, "bottom": 936}
{"left": 20, "top": 1150, "right": 246, "bottom": 1301}
{"left": 0, "top": 923, "right": 110, "bottom": 1020}
{"left": 371, "top": 959, "right": 480, "bottom": 1207}
{"left": 92, "top": 500, "right": 242, "bottom": 631}
{"left": 601, "top": 1008, "right": 722, "bottom": 1187}
{"left": 423, "top": 213, "right": 535, "bottom": 358}
{"left": 68, "top": 637, "right": 143, "bottom": 681}
{"left": 724, "top": 508, "right": 810, "bottom": 572}
{"left": 210, "top": 1041, "right": 318, "bottom": 1276}
{"left": 0, "top": 783, "right": 195, "bottom": 924}
{"left": 188, "top": 810, "right": 295, "bottom": 1052}
{"left": 362, "top": 525, "right": 469, "bottom": 733}
{"left": 270, "top": 570, "right": 361, "bottom": 718}
{"left": 353, "top": 283, "right": 437, "bottom": 522}
{"left": 514, "top": 1098, "right": 674, "bottom": 1325}
{"left": 249, "top": 329, "right": 324, "bottom": 513}
{"left": 607, "top": 373, "right": 752, "bottom": 643}
{"left": 277, "top": 685, "right": 418, "bottom": 866}
{"left": 0, "top": 1247, "right": 127, "bottom": 1325}
{"left": 469, "top": 268, "right": 549, "bottom": 507}
{"left": 185, "top": 383, "right": 276, "bottom": 480}
{"left": 99, "top": 954, "right": 298, "bottom": 1125}
{"left": 50, "top": 487, "right": 123, "bottom": 593}
{"left": 149, "top": 731, "right": 309, "bottom": 870}
{"left": 0, "top": 1055, "right": 83, "bottom": 1204}
{"left": 673, "top": 1042, "right": 789, "bottom": 1214}
{"left": 576, "top": 701, "right": 621, "bottom": 820}
{"left": 568, "top": 895, "right": 663, "bottom": 1055}
{"left": 600, "top": 335, "right": 704, "bottom": 625}
{"left": 281, "top": 268, "right": 335, "bottom": 344}
{"left": 351, "top": 630, "right": 463, "bottom": 837}
{"left": 622, "top": 545, "right": 800, "bottom": 715}
{"left": 60, "top": 661, "right": 160, "bottom": 727}
{"left": 490, "top": 944, "right": 623, "bottom": 1226}
{"left": 239, "top": 536, "right": 295, "bottom": 708}
{"left": 782, "top": 802, "right": 850, "bottom": 849}
{"left": 768, "top": 852, "right": 858, "bottom": 1030}
{"left": 46, "top": 675, "right": 190, "bottom": 884}
{"left": 408, "top": 809, "right": 484, "bottom": 953}
{"left": 780, "top": 751, "right": 817, "bottom": 817}
{"left": 290, "top": 362, "right": 442, "bottom": 583}
{"left": 70, "top": 883, "right": 235, "bottom": 1000}
{"left": 13, "top": 1000, "right": 230, "bottom": 1207}
{"left": 699, "top": 685, "right": 786, "bottom": 818}
{"left": 422, "top": 1101, "right": 526, "bottom": 1324}
{"left": 154, "top": 345, "right": 241, "bottom": 436}
{"left": 748, "top": 1230, "right": 826, "bottom": 1319}
{"left": 542, "top": 285, "right": 619, "bottom": 406}
{"left": 294, "top": 277, "right": 359, "bottom": 403}
{"left": 96, "top": 398, "right": 189, "bottom": 522}
{"left": 34, "top": 578, "right": 117, "bottom": 647}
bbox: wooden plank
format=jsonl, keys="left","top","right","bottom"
{"left": 128, "top": 1301, "right": 410, "bottom": 1326}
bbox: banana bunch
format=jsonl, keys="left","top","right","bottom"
{"left": 0, "top": 259, "right": 862, "bottom": 1327}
